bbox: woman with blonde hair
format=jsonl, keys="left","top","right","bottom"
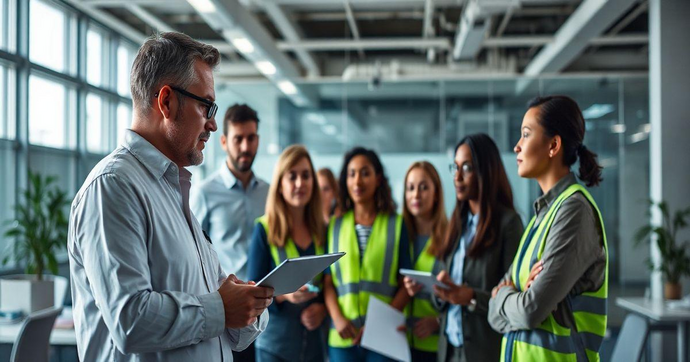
{"left": 247, "top": 145, "right": 327, "bottom": 362}
{"left": 317, "top": 168, "right": 341, "bottom": 224}
{"left": 400, "top": 162, "right": 448, "bottom": 362}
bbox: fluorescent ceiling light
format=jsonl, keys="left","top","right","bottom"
{"left": 230, "top": 37, "right": 254, "bottom": 54}
{"left": 277, "top": 81, "right": 297, "bottom": 95}
{"left": 582, "top": 104, "right": 615, "bottom": 119}
{"left": 322, "top": 125, "right": 338, "bottom": 136}
{"left": 255, "top": 61, "right": 276, "bottom": 76}
{"left": 306, "top": 113, "right": 326, "bottom": 125}
{"left": 187, "top": 0, "right": 216, "bottom": 13}
{"left": 610, "top": 124, "right": 626, "bottom": 134}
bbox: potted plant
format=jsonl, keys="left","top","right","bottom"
{"left": 634, "top": 200, "right": 690, "bottom": 300}
{"left": 2, "top": 171, "right": 69, "bottom": 314}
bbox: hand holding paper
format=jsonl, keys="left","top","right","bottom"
{"left": 361, "top": 297, "right": 411, "bottom": 362}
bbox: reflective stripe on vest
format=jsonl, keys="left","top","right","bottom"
{"left": 328, "top": 210, "right": 402, "bottom": 348}
{"left": 502, "top": 184, "right": 608, "bottom": 362}
{"left": 405, "top": 236, "right": 441, "bottom": 352}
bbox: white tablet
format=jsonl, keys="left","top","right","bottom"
{"left": 400, "top": 269, "right": 450, "bottom": 293}
{"left": 256, "top": 252, "right": 345, "bottom": 296}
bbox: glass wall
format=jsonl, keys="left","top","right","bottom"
{"left": 199, "top": 75, "right": 650, "bottom": 285}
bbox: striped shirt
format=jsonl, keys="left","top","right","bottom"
{"left": 354, "top": 224, "right": 372, "bottom": 257}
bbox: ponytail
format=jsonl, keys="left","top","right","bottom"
{"left": 577, "top": 144, "right": 603, "bottom": 187}
{"left": 527, "top": 95, "right": 604, "bottom": 187}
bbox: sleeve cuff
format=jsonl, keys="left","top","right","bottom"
{"left": 198, "top": 291, "right": 225, "bottom": 340}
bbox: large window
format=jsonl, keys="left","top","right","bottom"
{"left": 29, "top": 0, "right": 75, "bottom": 74}
{"left": 0, "top": 0, "right": 5, "bottom": 50}
{"left": 87, "top": 26, "right": 109, "bottom": 87}
{"left": 0, "top": 63, "right": 14, "bottom": 139}
{"left": 117, "top": 43, "right": 135, "bottom": 97}
{"left": 117, "top": 101, "right": 131, "bottom": 145}
{"left": 86, "top": 92, "right": 110, "bottom": 153}
{"left": 28, "top": 74, "right": 74, "bottom": 148}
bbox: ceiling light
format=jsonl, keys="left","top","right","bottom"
{"left": 306, "top": 113, "right": 326, "bottom": 125}
{"left": 322, "top": 125, "right": 338, "bottom": 136}
{"left": 255, "top": 61, "right": 276, "bottom": 76}
{"left": 582, "top": 104, "right": 615, "bottom": 119}
{"left": 187, "top": 0, "right": 216, "bottom": 13}
{"left": 610, "top": 124, "right": 626, "bottom": 134}
{"left": 230, "top": 37, "right": 254, "bottom": 54}
{"left": 277, "top": 81, "right": 297, "bottom": 95}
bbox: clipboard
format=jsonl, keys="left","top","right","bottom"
{"left": 399, "top": 269, "right": 450, "bottom": 294}
{"left": 255, "top": 252, "right": 345, "bottom": 296}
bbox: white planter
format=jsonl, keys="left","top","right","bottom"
{"left": 0, "top": 274, "right": 55, "bottom": 315}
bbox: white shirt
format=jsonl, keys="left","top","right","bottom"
{"left": 67, "top": 130, "right": 268, "bottom": 362}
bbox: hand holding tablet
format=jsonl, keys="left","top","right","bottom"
{"left": 400, "top": 269, "right": 450, "bottom": 294}
{"left": 255, "top": 252, "right": 345, "bottom": 296}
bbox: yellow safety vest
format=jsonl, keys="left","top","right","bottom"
{"left": 405, "top": 237, "right": 441, "bottom": 352}
{"left": 501, "top": 184, "right": 608, "bottom": 362}
{"left": 327, "top": 210, "right": 402, "bottom": 348}
{"left": 257, "top": 216, "right": 324, "bottom": 286}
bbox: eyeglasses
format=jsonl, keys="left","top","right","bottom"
{"left": 449, "top": 163, "right": 473, "bottom": 177}
{"left": 155, "top": 86, "right": 218, "bottom": 120}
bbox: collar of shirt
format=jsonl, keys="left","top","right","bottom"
{"left": 122, "top": 129, "right": 181, "bottom": 183}
{"left": 533, "top": 172, "right": 578, "bottom": 215}
{"left": 220, "top": 162, "right": 258, "bottom": 190}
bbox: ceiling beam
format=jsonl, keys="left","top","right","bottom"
{"left": 261, "top": 3, "right": 321, "bottom": 77}
{"left": 343, "top": 0, "right": 365, "bottom": 58}
{"left": 517, "top": 0, "right": 640, "bottom": 93}
{"left": 125, "top": 4, "right": 176, "bottom": 33}
{"left": 186, "top": 0, "right": 317, "bottom": 107}
{"left": 65, "top": 0, "right": 147, "bottom": 44}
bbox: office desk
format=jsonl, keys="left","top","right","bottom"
{"left": 616, "top": 297, "right": 690, "bottom": 362}
{"left": 0, "top": 323, "right": 76, "bottom": 345}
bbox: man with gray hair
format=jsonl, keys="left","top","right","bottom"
{"left": 68, "top": 32, "right": 273, "bottom": 361}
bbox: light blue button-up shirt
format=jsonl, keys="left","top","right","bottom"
{"left": 68, "top": 130, "right": 268, "bottom": 362}
{"left": 446, "top": 212, "right": 478, "bottom": 347}
{"left": 191, "top": 163, "right": 269, "bottom": 281}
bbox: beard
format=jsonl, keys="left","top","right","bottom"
{"left": 229, "top": 151, "right": 256, "bottom": 172}
{"left": 167, "top": 112, "right": 207, "bottom": 166}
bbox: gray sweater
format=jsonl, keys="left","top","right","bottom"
{"left": 488, "top": 173, "right": 606, "bottom": 334}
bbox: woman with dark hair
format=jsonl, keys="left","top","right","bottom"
{"left": 404, "top": 133, "right": 523, "bottom": 362}
{"left": 488, "top": 95, "right": 607, "bottom": 362}
{"left": 324, "top": 147, "right": 412, "bottom": 362}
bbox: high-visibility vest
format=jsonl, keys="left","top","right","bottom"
{"left": 405, "top": 237, "right": 441, "bottom": 352}
{"left": 257, "top": 216, "right": 324, "bottom": 286}
{"left": 327, "top": 210, "right": 402, "bottom": 348}
{"left": 501, "top": 184, "right": 608, "bottom": 362}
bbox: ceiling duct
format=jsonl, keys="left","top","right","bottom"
{"left": 453, "top": 0, "right": 521, "bottom": 60}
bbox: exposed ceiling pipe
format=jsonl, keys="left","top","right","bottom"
{"left": 342, "top": 58, "right": 517, "bottom": 81}
{"left": 343, "top": 0, "right": 365, "bottom": 58}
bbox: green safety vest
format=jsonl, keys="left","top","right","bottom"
{"left": 405, "top": 237, "right": 441, "bottom": 352}
{"left": 327, "top": 210, "right": 403, "bottom": 348}
{"left": 257, "top": 216, "right": 325, "bottom": 286}
{"left": 501, "top": 184, "right": 608, "bottom": 362}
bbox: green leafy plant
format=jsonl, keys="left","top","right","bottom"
{"left": 634, "top": 200, "right": 690, "bottom": 284}
{"left": 3, "top": 172, "right": 69, "bottom": 280}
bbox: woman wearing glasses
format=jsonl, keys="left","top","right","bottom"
{"left": 404, "top": 134, "right": 523, "bottom": 362}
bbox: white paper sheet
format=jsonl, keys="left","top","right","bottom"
{"left": 361, "top": 297, "right": 411, "bottom": 362}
